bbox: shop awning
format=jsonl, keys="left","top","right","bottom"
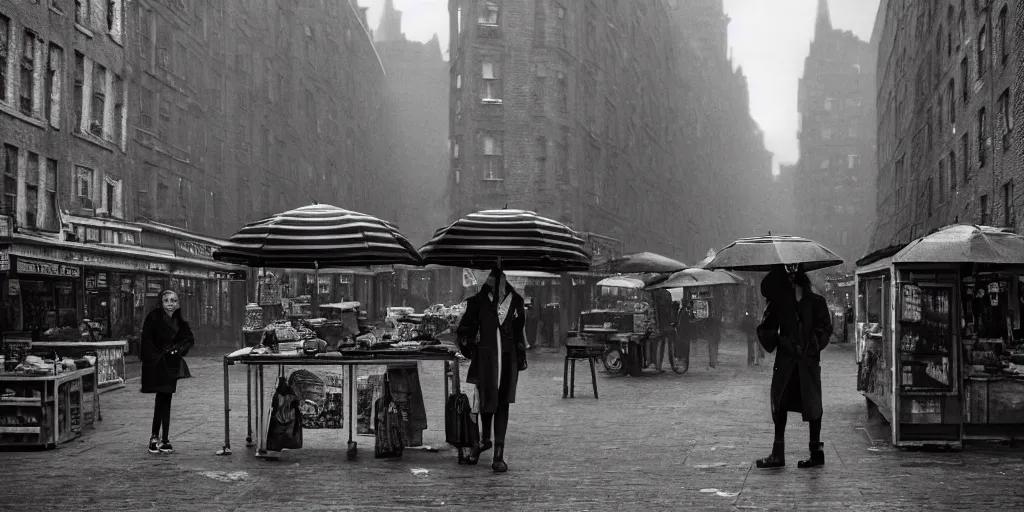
{"left": 855, "top": 256, "right": 893, "bottom": 275}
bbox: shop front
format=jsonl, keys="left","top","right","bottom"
{"left": 855, "top": 255, "right": 1024, "bottom": 448}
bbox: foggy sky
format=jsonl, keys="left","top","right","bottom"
{"left": 360, "top": 0, "right": 880, "bottom": 176}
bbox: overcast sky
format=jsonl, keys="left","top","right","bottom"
{"left": 359, "top": 0, "right": 880, "bottom": 175}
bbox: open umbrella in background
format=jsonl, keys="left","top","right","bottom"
{"left": 704, "top": 234, "right": 843, "bottom": 272}
{"left": 891, "top": 224, "right": 1024, "bottom": 264}
{"left": 213, "top": 203, "right": 423, "bottom": 312}
{"left": 418, "top": 209, "right": 591, "bottom": 271}
{"left": 603, "top": 252, "right": 688, "bottom": 274}
{"left": 644, "top": 268, "right": 743, "bottom": 291}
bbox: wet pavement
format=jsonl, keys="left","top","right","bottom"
{"left": 4, "top": 332, "right": 1024, "bottom": 511}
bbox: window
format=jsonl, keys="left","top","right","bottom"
{"left": 894, "top": 156, "right": 905, "bottom": 207}
{"left": 980, "top": 194, "right": 990, "bottom": 225}
{"left": 961, "top": 133, "right": 970, "bottom": 181}
{"left": 20, "top": 30, "right": 37, "bottom": 115}
{"left": 977, "top": 25, "right": 986, "bottom": 79}
{"left": 1, "top": 145, "right": 17, "bottom": 215}
{"left": 91, "top": 63, "right": 106, "bottom": 137}
{"left": 456, "top": 74, "right": 461, "bottom": 90}
{"left": 481, "top": 133, "right": 503, "bottom": 180}
{"left": 978, "top": 107, "right": 987, "bottom": 167}
{"left": 999, "top": 6, "right": 1008, "bottom": 65}
{"left": 960, "top": 57, "right": 968, "bottom": 103}
{"left": 534, "top": 0, "right": 545, "bottom": 47}
{"left": 140, "top": 87, "right": 153, "bottom": 129}
{"left": 75, "top": 166, "right": 94, "bottom": 208}
{"left": 0, "top": 14, "right": 9, "bottom": 103}
{"left": 947, "top": 78, "right": 956, "bottom": 126}
{"left": 41, "top": 158, "right": 57, "bottom": 230}
{"left": 112, "top": 74, "right": 123, "bottom": 144}
{"left": 46, "top": 44, "right": 63, "bottom": 129}
{"left": 938, "top": 159, "right": 947, "bottom": 203}
{"left": 157, "top": 181, "right": 169, "bottom": 215}
{"left": 999, "top": 88, "right": 1012, "bottom": 146}
{"left": 1003, "top": 181, "right": 1015, "bottom": 227}
{"left": 74, "top": 51, "right": 84, "bottom": 131}
{"left": 25, "top": 153, "right": 38, "bottom": 228}
{"left": 949, "top": 150, "right": 957, "bottom": 192}
{"left": 533, "top": 75, "right": 545, "bottom": 110}
{"left": 947, "top": 6, "right": 954, "bottom": 56}
{"left": 75, "top": 0, "right": 89, "bottom": 27}
{"left": 139, "top": 6, "right": 152, "bottom": 65}
{"left": 103, "top": 177, "right": 123, "bottom": 218}
{"left": 481, "top": 61, "right": 501, "bottom": 103}
{"left": 847, "top": 155, "right": 860, "bottom": 169}
{"left": 479, "top": 1, "right": 499, "bottom": 25}
{"left": 107, "top": 0, "right": 122, "bottom": 40}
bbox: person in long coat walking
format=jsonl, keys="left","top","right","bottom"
{"left": 755, "top": 267, "right": 833, "bottom": 469}
{"left": 141, "top": 289, "right": 194, "bottom": 454}
{"left": 456, "top": 268, "right": 529, "bottom": 472}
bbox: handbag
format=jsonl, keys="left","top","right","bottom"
{"left": 444, "top": 391, "right": 479, "bottom": 449}
{"left": 177, "top": 358, "right": 192, "bottom": 379}
{"left": 266, "top": 377, "right": 303, "bottom": 451}
{"left": 374, "top": 375, "right": 405, "bottom": 458}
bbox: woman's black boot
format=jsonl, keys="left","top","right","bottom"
{"left": 467, "top": 438, "right": 491, "bottom": 465}
{"left": 491, "top": 444, "right": 507, "bottom": 473}
{"left": 797, "top": 442, "right": 825, "bottom": 468}
{"left": 755, "top": 442, "right": 785, "bottom": 469}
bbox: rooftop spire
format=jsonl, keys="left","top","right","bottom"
{"left": 815, "top": 0, "right": 832, "bottom": 37}
{"left": 375, "top": 0, "right": 405, "bottom": 42}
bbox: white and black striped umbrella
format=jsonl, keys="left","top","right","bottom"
{"left": 704, "top": 235, "right": 843, "bottom": 272}
{"left": 212, "top": 204, "right": 422, "bottom": 268}
{"left": 419, "top": 209, "right": 591, "bottom": 271}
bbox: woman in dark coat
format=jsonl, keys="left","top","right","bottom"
{"left": 456, "top": 268, "right": 528, "bottom": 472}
{"left": 141, "top": 289, "right": 195, "bottom": 454}
{"left": 755, "top": 267, "right": 832, "bottom": 469}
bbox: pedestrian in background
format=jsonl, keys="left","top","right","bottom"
{"left": 674, "top": 300, "right": 692, "bottom": 373}
{"left": 457, "top": 268, "right": 529, "bottom": 472}
{"left": 743, "top": 307, "right": 765, "bottom": 366}
{"left": 755, "top": 267, "right": 833, "bottom": 469}
{"left": 141, "top": 289, "right": 194, "bottom": 454}
{"left": 650, "top": 290, "right": 681, "bottom": 373}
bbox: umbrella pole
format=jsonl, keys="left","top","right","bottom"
{"left": 313, "top": 262, "right": 320, "bottom": 317}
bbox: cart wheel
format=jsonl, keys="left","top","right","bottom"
{"left": 602, "top": 348, "right": 622, "bottom": 373}
{"left": 346, "top": 441, "right": 358, "bottom": 460}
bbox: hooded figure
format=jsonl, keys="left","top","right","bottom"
{"left": 456, "top": 268, "right": 529, "bottom": 472}
{"left": 755, "top": 266, "right": 833, "bottom": 469}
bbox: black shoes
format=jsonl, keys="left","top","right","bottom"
{"left": 148, "top": 437, "right": 160, "bottom": 454}
{"left": 755, "top": 442, "right": 785, "bottom": 469}
{"left": 491, "top": 444, "right": 507, "bottom": 473}
{"left": 466, "top": 439, "right": 492, "bottom": 465}
{"left": 797, "top": 442, "right": 825, "bottom": 468}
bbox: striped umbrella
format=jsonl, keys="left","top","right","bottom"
{"left": 211, "top": 204, "right": 422, "bottom": 268}
{"left": 704, "top": 234, "right": 843, "bottom": 272}
{"left": 418, "top": 209, "right": 591, "bottom": 271}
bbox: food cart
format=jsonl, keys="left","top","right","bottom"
{"left": 854, "top": 225, "right": 1024, "bottom": 448}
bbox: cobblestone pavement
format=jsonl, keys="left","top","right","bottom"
{"left": 5, "top": 332, "right": 1024, "bottom": 511}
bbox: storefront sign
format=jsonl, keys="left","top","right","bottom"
{"left": 0, "top": 214, "right": 12, "bottom": 238}
{"left": 174, "top": 239, "right": 217, "bottom": 261}
{"left": 16, "top": 257, "right": 81, "bottom": 278}
{"left": 212, "top": 270, "right": 247, "bottom": 280}
{"left": 148, "top": 262, "right": 170, "bottom": 272}
{"left": 7, "top": 279, "right": 19, "bottom": 296}
{"left": 0, "top": 252, "right": 8, "bottom": 272}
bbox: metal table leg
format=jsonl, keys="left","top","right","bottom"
{"left": 246, "top": 364, "right": 254, "bottom": 447}
{"left": 256, "top": 364, "right": 268, "bottom": 457}
{"left": 450, "top": 358, "right": 464, "bottom": 463}
{"left": 346, "top": 364, "right": 357, "bottom": 460}
{"left": 217, "top": 357, "right": 232, "bottom": 455}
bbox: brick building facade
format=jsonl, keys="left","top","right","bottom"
{"left": 871, "top": 0, "right": 1021, "bottom": 252}
{"left": 374, "top": 0, "right": 450, "bottom": 246}
{"left": 794, "top": 0, "right": 878, "bottom": 268}
{"left": 447, "top": 0, "right": 773, "bottom": 264}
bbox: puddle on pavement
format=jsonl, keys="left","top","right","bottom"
{"left": 709, "top": 445, "right": 735, "bottom": 451}
{"left": 699, "top": 488, "right": 739, "bottom": 498}
{"left": 198, "top": 470, "right": 249, "bottom": 482}
{"left": 693, "top": 462, "right": 728, "bottom": 469}
{"left": 411, "top": 468, "right": 429, "bottom": 476}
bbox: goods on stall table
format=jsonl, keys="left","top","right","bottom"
{"left": 244, "top": 304, "right": 264, "bottom": 331}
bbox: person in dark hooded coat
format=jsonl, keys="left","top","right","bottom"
{"left": 456, "top": 268, "right": 529, "bottom": 472}
{"left": 140, "top": 289, "right": 195, "bottom": 454}
{"left": 755, "top": 266, "right": 833, "bottom": 469}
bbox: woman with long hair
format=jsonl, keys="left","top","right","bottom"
{"left": 140, "top": 289, "right": 194, "bottom": 454}
{"left": 755, "top": 267, "right": 833, "bottom": 469}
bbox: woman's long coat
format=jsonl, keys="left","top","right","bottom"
{"left": 141, "top": 308, "right": 195, "bottom": 394}
{"left": 757, "top": 275, "right": 833, "bottom": 422}
{"left": 456, "top": 283, "right": 528, "bottom": 413}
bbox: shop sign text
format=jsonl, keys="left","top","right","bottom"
{"left": 17, "top": 258, "right": 81, "bottom": 278}
{"left": 175, "top": 239, "right": 217, "bottom": 261}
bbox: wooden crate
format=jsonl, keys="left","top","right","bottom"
{"left": 0, "top": 368, "right": 98, "bottom": 448}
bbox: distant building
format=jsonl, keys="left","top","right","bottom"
{"left": 374, "top": 0, "right": 449, "bottom": 246}
{"left": 447, "top": 0, "right": 773, "bottom": 263}
{"left": 871, "top": 0, "right": 1022, "bottom": 251}
{"left": 795, "top": 0, "right": 877, "bottom": 266}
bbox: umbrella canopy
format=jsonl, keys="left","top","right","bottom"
{"left": 604, "top": 252, "right": 688, "bottom": 274}
{"left": 596, "top": 276, "right": 647, "bottom": 289}
{"left": 418, "top": 209, "right": 591, "bottom": 271}
{"left": 705, "top": 235, "right": 843, "bottom": 272}
{"left": 893, "top": 224, "right": 1024, "bottom": 264}
{"left": 644, "top": 268, "right": 743, "bottom": 290}
{"left": 212, "top": 204, "right": 422, "bottom": 268}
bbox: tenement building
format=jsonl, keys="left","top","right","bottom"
{"left": 871, "top": 0, "right": 1021, "bottom": 252}
{"left": 374, "top": 0, "right": 450, "bottom": 246}
{"left": 447, "top": 0, "right": 773, "bottom": 263}
{"left": 1, "top": 1, "right": 402, "bottom": 347}
{"left": 795, "top": 0, "right": 878, "bottom": 268}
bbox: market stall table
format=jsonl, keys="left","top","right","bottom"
{"left": 218, "top": 349, "right": 461, "bottom": 460}
{"left": 0, "top": 367, "right": 100, "bottom": 448}
{"left": 29, "top": 340, "right": 127, "bottom": 392}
